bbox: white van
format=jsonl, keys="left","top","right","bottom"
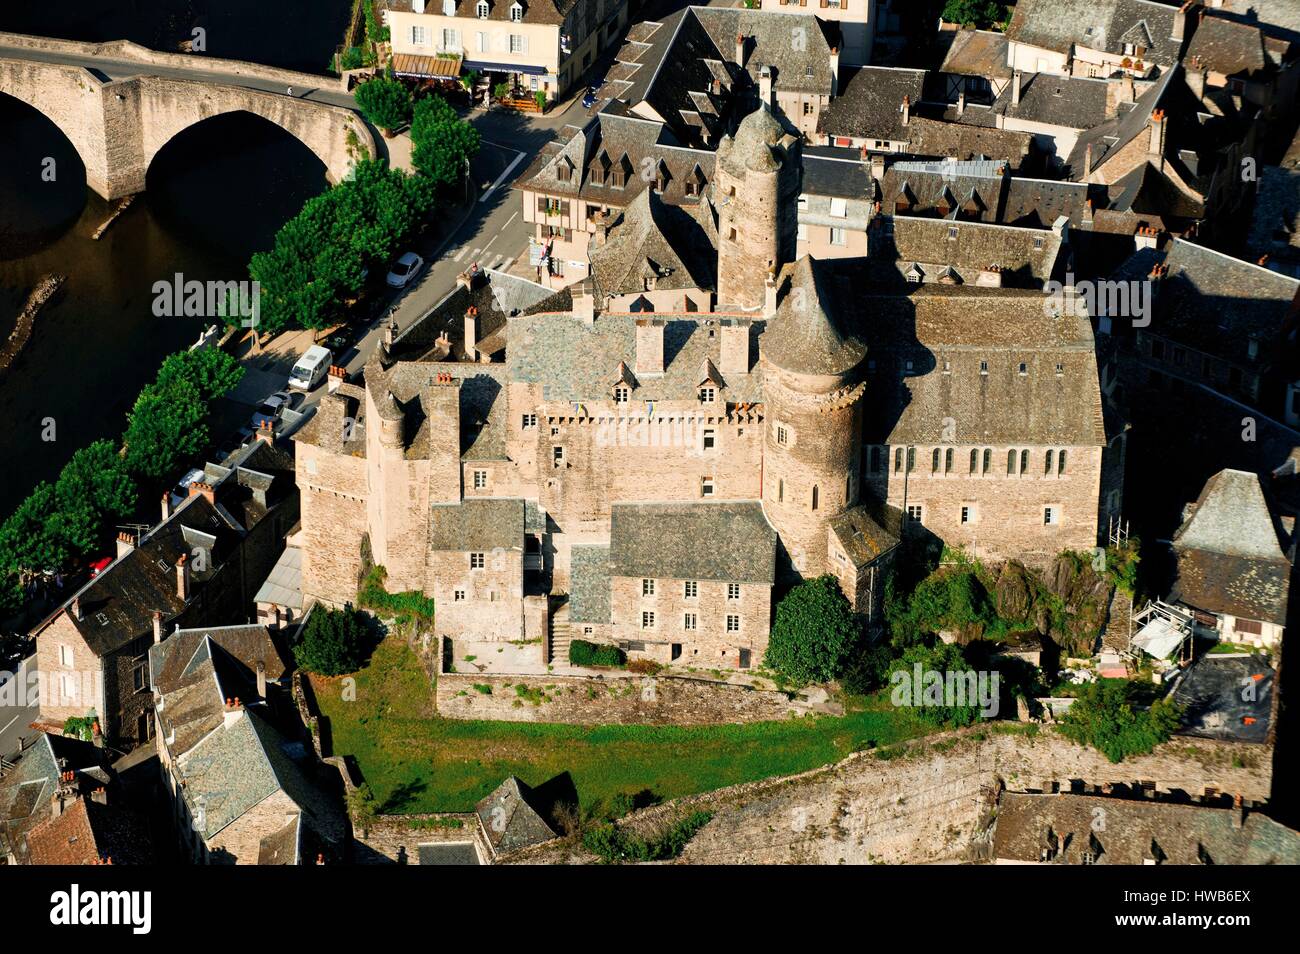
{"left": 289, "top": 345, "right": 333, "bottom": 390}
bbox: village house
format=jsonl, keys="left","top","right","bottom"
{"left": 295, "top": 102, "right": 1122, "bottom": 668}
{"left": 1248, "top": 164, "right": 1300, "bottom": 279}
{"left": 759, "top": 0, "right": 875, "bottom": 67}
{"left": 383, "top": 0, "right": 628, "bottom": 101}
{"left": 149, "top": 623, "right": 347, "bottom": 865}
{"left": 29, "top": 436, "right": 298, "bottom": 752}
{"left": 1169, "top": 468, "right": 1293, "bottom": 650}
{"left": 1005, "top": 0, "right": 1192, "bottom": 79}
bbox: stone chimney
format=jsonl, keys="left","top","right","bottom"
{"left": 188, "top": 482, "right": 215, "bottom": 506}
{"left": 900, "top": 94, "right": 911, "bottom": 126}
{"left": 327, "top": 365, "right": 345, "bottom": 393}
{"left": 464, "top": 306, "right": 479, "bottom": 361}
{"left": 870, "top": 153, "right": 885, "bottom": 182}
{"left": 1186, "top": 57, "right": 1206, "bottom": 101}
{"left": 1148, "top": 109, "right": 1166, "bottom": 161}
{"left": 957, "top": 90, "right": 966, "bottom": 116}
{"left": 1172, "top": 1, "right": 1192, "bottom": 41}
{"left": 1083, "top": 142, "right": 1093, "bottom": 178}
{"left": 152, "top": 610, "right": 164, "bottom": 644}
{"left": 1083, "top": 198, "right": 1095, "bottom": 227}
{"left": 635, "top": 318, "right": 665, "bottom": 377}
{"left": 759, "top": 65, "right": 773, "bottom": 108}
{"left": 1012, "top": 69, "right": 1022, "bottom": 107}
{"left": 255, "top": 419, "right": 275, "bottom": 443}
{"left": 829, "top": 46, "right": 840, "bottom": 94}
{"left": 1135, "top": 225, "right": 1160, "bottom": 249}
{"left": 256, "top": 660, "right": 267, "bottom": 699}
{"left": 572, "top": 280, "right": 596, "bottom": 325}
{"left": 161, "top": 492, "right": 171, "bottom": 523}
{"left": 176, "top": 553, "right": 191, "bottom": 602}
{"left": 763, "top": 269, "right": 779, "bottom": 319}
{"left": 735, "top": 34, "right": 746, "bottom": 68}
{"left": 976, "top": 265, "right": 1003, "bottom": 287}
{"left": 116, "top": 532, "right": 135, "bottom": 560}
{"left": 223, "top": 697, "right": 243, "bottom": 728}
{"left": 720, "top": 318, "right": 751, "bottom": 375}
{"left": 70, "top": 596, "right": 83, "bottom": 622}
{"left": 456, "top": 263, "right": 481, "bottom": 291}
{"left": 1232, "top": 793, "right": 1245, "bottom": 829}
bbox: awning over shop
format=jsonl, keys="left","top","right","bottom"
{"left": 391, "top": 52, "right": 462, "bottom": 79}
{"left": 464, "top": 60, "right": 548, "bottom": 76}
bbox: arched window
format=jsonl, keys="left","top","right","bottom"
{"left": 969, "top": 448, "right": 978, "bottom": 474}
{"left": 1045, "top": 449, "right": 1054, "bottom": 474}
{"left": 945, "top": 448, "right": 953, "bottom": 473}
{"left": 932, "top": 448, "right": 941, "bottom": 473}
{"left": 907, "top": 447, "right": 915, "bottom": 472}
{"left": 1058, "top": 449, "right": 1067, "bottom": 475}
{"left": 1020, "top": 449, "right": 1029, "bottom": 474}
{"left": 894, "top": 447, "right": 903, "bottom": 473}
{"left": 982, "top": 448, "right": 991, "bottom": 474}
{"left": 1007, "top": 449, "right": 1016, "bottom": 474}
{"left": 811, "top": 485, "right": 819, "bottom": 510}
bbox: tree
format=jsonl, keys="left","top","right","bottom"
{"left": 941, "top": 0, "right": 1009, "bottom": 28}
{"left": 55, "top": 441, "right": 136, "bottom": 524}
{"left": 887, "top": 642, "right": 982, "bottom": 727}
{"left": 347, "top": 783, "right": 379, "bottom": 837}
{"left": 123, "top": 379, "right": 208, "bottom": 481}
{"left": 764, "top": 575, "right": 859, "bottom": 684}
{"left": 354, "top": 76, "right": 412, "bottom": 134}
{"left": 155, "top": 348, "right": 243, "bottom": 403}
{"left": 1059, "top": 679, "right": 1183, "bottom": 763}
{"left": 410, "top": 95, "right": 481, "bottom": 191}
{"left": 294, "top": 605, "right": 371, "bottom": 675}
{"left": 0, "top": 482, "right": 71, "bottom": 574}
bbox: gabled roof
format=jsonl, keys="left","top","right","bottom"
{"left": 817, "top": 66, "right": 927, "bottom": 143}
{"left": 25, "top": 796, "right": 152, "bottom": 865}
{"left": 610, "top": 501, "right": 777, "bottom": 584}
{"left": 428, "top": 498, "right": 525, "bottom": 552}
{"left": 1186, "top": 14, "right": 1279, "bottom": 77}
{"left": 475, "top": 776, "right": 558, "bottom": 855}
{"left": 828, "top": 505, "right": 900, "bottom": 568}
{"left": 590, "top": 189, "right": 717, "bottom": 299}
{"left": 1006, "top": 0, "right": 1185, "bottom": 66}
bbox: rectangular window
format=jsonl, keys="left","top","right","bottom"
{"left": 470, "top": 552, "right": 485, "bottom": 569}
{"left": 522, "top": 413, "right": 537, "bottom": 429}
{"left": 441, "top": 28, "right": 459, "bottom": 50}
{"left": 476, "top": 32, "right": 487, "bottom": 52}
{"left": 454, "top": 590, "right": 466, "bottom": 602}
{"left": 776, "top": 425, "right": 788, "bottom": 445}
{"left": 60, "top": 644, "right": 72, "bottom": 667}
{"left": 829, "top": 197, "right": 847, "bottom": 218}
{"left": 683, "top": 612, "right": 697, "bottom": 631}
{"left": 701, "top": 476, "right": 715, "bottom": 497}
{"left": 961, "top": 505, "right": 972, "bottom": 524}
{"left": 684, "top": 581, "right": 698, "bottom": 599}
{"left": 641, "top": 611, "right": 656, "bottom": 629}
{"left": 509, "top": 34, "right": 525, "bottom": 54}
{"left": 1235, "top": 618, "right": 1263, "bottom": 636}
{"left": 412, "top": 25, "right": 429, "bottom": 45}
{"left": 133, "top": 662, "right": 148, "bottom": 693}
{"left": 907, "top": 504, "right": 923, "bottom": 522}
{"left": 642, "top": 578, "right": 656, "bottom": 597}
{"left": 703, "top": 428, "right": 716, "bottom": 451}
{"left": 1043, "top": 506, "right": 1059, "bottom": 525}
{"left": 553, "top": 446, "right": 564, "bottom": 465}
{"left": 727, "top": 583, "right": 741, "bottom": 601}
{"left": 613, "top": 386, "right": 630, "bottom": 404}
{"left": 726, "top": 614, "right": 740, "bottom": 633}
{"left": 829, "top": 227, "right": 847, "bottom": 247}
{"left": 472, "top": 470, "right": 488, "bottom": 489}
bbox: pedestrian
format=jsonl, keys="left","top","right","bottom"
{"left": 287, "top": 86, "right": 294, "bottom": 96}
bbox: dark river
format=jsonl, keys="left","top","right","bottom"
{"left": 0, "top": 3, "right": 348, "bottom": 514}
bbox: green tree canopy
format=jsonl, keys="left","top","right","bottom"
{"left": 154, "top": 348, "right": 243, "bottom": 403}
{"left": 763, "top": 575, "right": 859, "bottom": 684}
{"left": 1059, "top": 679, "right": 1183, "bottom": 762}
{"left": 0, "top": 482, "right": 70, "bottom": 574}
{"left": 123, "top": 378, "right": 208, "bottom": 481}
{"left": 410, "top": 94, "right": 481, "bottom": 191}
{"left": 294, "top": 605, "right": 372, "bottom": 675}
{"left": 354, "top": 76, "right": 413, "bottom": 133}
{"left": 941, "top": 0, "right": 1009, "bottom": 28}
{"left": 887, "top": 642, "right": 983, "bottom": 727}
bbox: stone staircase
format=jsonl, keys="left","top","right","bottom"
{"left": 548, "top": 601, "right": 572, "bottom": 666}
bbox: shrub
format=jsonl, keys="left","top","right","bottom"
{"left": 294, "top": 606, "right": 372, "bottom": 676}
{"left": 626, "top": 658, "right": 662, "bottom": 675}
{"left": 764, "top": 575, "right": 859, "bottom": 684}
{"left": 358, "top": 565, "right": 434, "bottom": 628}
{"left": 887, "top": 642, "right": 984, "bottom": 727}
{"left": 583, "top": 810, "right": 713, "bottom": 863}
{"left": 1059, "top": 679, "right": 1183, "bottom": 763}
{"left": 941, "top": 0, "right": 1009, "bottom": 28}
{"left": 569, "top": 639, "right": 626, "bottom": 667}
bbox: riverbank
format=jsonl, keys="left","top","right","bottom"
{"left": 0, "top": 273, "right": 63, "bottom": 374}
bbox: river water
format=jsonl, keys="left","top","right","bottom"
{"left": 0, "top": 2, "right": 348, "bottom": 515}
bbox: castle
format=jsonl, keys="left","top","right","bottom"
{"left": 293, "top": 103, "right": 1125, "bottom": 669}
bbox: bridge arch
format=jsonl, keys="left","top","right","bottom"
{"left": 0, "top": 56, "right": 375, "bottom": 200}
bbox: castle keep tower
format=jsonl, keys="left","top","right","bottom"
{"left": 715, "top": 104, "right": 802, "bottom": 313}
{"left": 760, "top": 257, "right": 867, "bottom": 577}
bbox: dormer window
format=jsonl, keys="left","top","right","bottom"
{"left": 476, "top": 0, "right": 489, "bottom": 16}
{"left": 510, "top": 1, "right": 523, "bottom": 21}
{"left": 614, "top": 385, "right": 630, "bottom": 404}
{"left": 556, "top": 157, "right": 573, "bottom": 182}
{"left": 443, "top": 0, "right": 456, "bottom": 16}
{"left": 699, "top": 386, "right": 715, "bottom": 403}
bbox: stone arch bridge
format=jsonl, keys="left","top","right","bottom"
{"left": 0, "top": 53, "right": 376, "bottom": 199}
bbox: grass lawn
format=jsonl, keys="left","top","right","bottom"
{"left": 312, "top": 636, "right": 937, "bottom": 815}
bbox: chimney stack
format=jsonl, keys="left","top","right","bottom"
{"left": 116, "top": 532, "right": 135, "bottom": 560}
{"left": 759, "top": 66, "right": 773, "bottom": 108}
{"left": 957, "top": 90, "right": 966, "bottom": 116}
{"left": 327, "top": 365, "right": 345, "bottom": 393}
{"left": 763, "top": 269, "right": 779, "bottom": 319}
{"left": 1186, "top": 57, "right": 1206, "bottom": 101}
{"left": 188, "top": 482, "right": 215, "bottom": 506}
{"left": 464, "top": 306, "right": 479, "bottom": 361}
{"left": 829, "top": 46, "right": 840, "bottom": 95}
{"left": 635, "top": 318, "right": 665, "bottom": 377}
{"left": 256, "top": 660, "right": 267, "bottom": 699}
{"left": 152, "top": 610, "right": 164, "bottom": 644}
{"left": 1172, "top": 1, "right": 1192, "bottom": 42}
{"left": 1135, "top": 225, "right": 1160, "bottom": 250}
{"left": 720, "top": 318, "right": 751, "bottom": 375}
{"left": 255, "top": 419, "right": 275, "bottom": 443}
{"left": 976, "top": 265, "right": 1004, "bottom": 288}
{"left": 70, "top": 596, "right": 83, "bottom": 622}
{"left": 1083, "top": 142, "right": 1093, "bottom": 178}
{"left": 900, "top": 94, "right": 911, "bottom": 126}
{"left": 870, "top": 152, "right": 885, "bottom": 182}
{"left": 735, "top": 34, "right": 746, "bottom": 68}
{"left": 1012, "top": 69, "right": 1022, "bottom": 107}
{"left": 176, "top": 553, "right": 191, "bottom": 602}
{"left": 161, "top": 492, "right": 171, "bottom": 523}
{"left": 1148, "top": 109, "right": 1166, "bottom": 162}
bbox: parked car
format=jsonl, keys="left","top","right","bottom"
{"left": 289, "top": 345, "right": 333, "bottom": 390}
{"left": 251, "top": 390, "right": 297, "bottom": 430}
{"left": 582, "top": 88, "right": 597, "bottom": 108}
{"left": 169, "top": 467, "right": 207, "bottom": 508}
{"left": 88, "top": 556, "right": 113, "bottom": 577}
{"left": 386, "top": 251, "right": 425, "bottom": 289}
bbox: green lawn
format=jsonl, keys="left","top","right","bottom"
{"left": 312, "top": 637, "right": 935, "bottom": 815}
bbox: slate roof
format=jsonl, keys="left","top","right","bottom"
{"left": 428, "top": 498, "right": 525, "bottom": 552}
{"left": 849, "top": 284, "right": 1107, "bottom": 447}
{"left": 475, "top": 776, "right": 558, "bottom": 855}
{"left": 1006, "top": 0, "right": 1185, "bottom": 66}
{"left": 386, "top": 0, "right": 574, "bottom": 27}
{"left": 993, "top": 73, "right": 1114, "bottom": 129}
{"left": 254, "top": 545, "right": 303, "bottom": 610}
{"left": 692, "top": 7, "right": 836, "bottom": 96}
{"left": 881, "top": 159, "right": 1095, "bottom": 228}
{"left": 802, "top": 151, "right": 875, "bottom": 199}
{"left": 1207, "top": 0, "right": 1300, "bottom": 44}
{"left": 938, "top": 28, "right": 1012, "bottom": 80}
{"left": 902, "top": 117, "right": 1037, "bottom": 168}
{"left": 1171, "top": 469, "right": 1291, "bottom": 626}
{"left": 1169, "top": 654, "right": 1274, "bottom": 744}
{"left": 257, "top": 815, "right": 301, "bottom": 865}
{"left": 817, "top": 66, "right": 927, "bottom": 143}
{"left": 609, "top": 501, "right": 777, "bottom": 584}
{"left": 418, "top": 841, "right": 481, "bottom": 864}
{"left": 993, "top": 793, "right": 1300, "bottom": 864}
{"left": 1247, "top": 166, "right": 1300, "bottom": 276}
{"left": 1139, "top": 239, "right": 1300, "bottom": 367}
{"left": 764, "top": 256, "right": 868, "bottom": 376}
{"left": 590, "top": 189, "right": 717, "bottom": 299}
{"left": 365, "top": 359, "right": 511, "bottom": 462}
{"left": 507, "top": 313, "right": 766, "bottom": 404}
{"left": 719, "top": 102, "right": 796, "bottom": 177}
{"left": 871, "top": 217, "right": 1063, "bottom": 288}
{"left": 828, "top": 505, "right": 900, "bottom": 568}
{"left": 1186, "top": 14, "right": 1282, "bottom": 77}
{"left": 569, "top": 544, "right": 612, "bottom": 624}
{"left": 0, "top": 733, "right": 105, "bottom": 862}
{"left": 25, "top": 796, "right": 152, "bottom": 865}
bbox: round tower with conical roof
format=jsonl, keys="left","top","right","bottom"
{"left": 715, "top": 104, "right": 802, "bottom": 313}
{"left": 760, "top": 256, "right": 867, "bottom": 578}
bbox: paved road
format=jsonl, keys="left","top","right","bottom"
{"left": 0, "top": 655, "right": 39, "bottom": 762}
